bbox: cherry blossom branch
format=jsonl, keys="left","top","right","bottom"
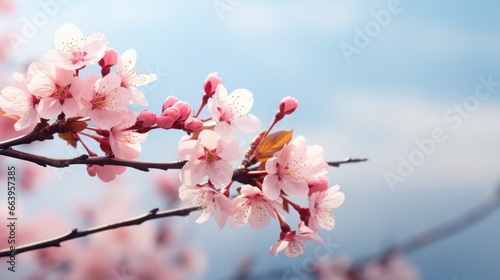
{"left": 0, "top": 120, "right": 68, "bottom": 150}
{"left": 0, "top": 148, "right": 186, "bottom": 171}
{"left": 350, "top": 184, "right": 500, "bottom": 268}
{"left": 0, "top": 148, "right": 367, "bottom": 174}
{"left": 393, "top": 185, "right": 500, "bottom": 256}
{"left": 327, "top": 157, "right": 368, "bottom": 167}
{"left": 0, "top": 206, "right": 199, "bottom": 258}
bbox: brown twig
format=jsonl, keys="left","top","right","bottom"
{"left": 355, "top": 185, "right": 500, "bottom": 266}
{"left": 0, "top": 148, "right": 186, "bottom": 172}
{"left": 0, "top": 148, "right": 368, "bottom": 174}
{"left": 396, "top": 186, "right": 500, "bottom": 255}
{"left": 0, "top": 120, "right": 71, "bottom": 150}
{"left": 0, "top": 138, "right": 367, "bottom": 258}
{"left": 328, "top": 157, "right": 368, "bottom": 167}
{"left": 0, "top": 206, "right": 199, "bottom": 257}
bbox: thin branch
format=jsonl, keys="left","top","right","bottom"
{"left": 355, "top": 185, "right": 500, "bottom": 266}
{"left": 397, "top": 186, "right": 500, "bottom": 255}
{"left": 0, "top": 148, "right": 367, "bottom": 173}
{"left": 0, "top": 146, "right": 367, "bottom": 258}
{"left": 0, "top": 206, "right": 199, "bottom": 257}
{"left": 0, "top": 148, "right": 186, "bottom": 172}
{"left": 0, "top": 120, "right": 68, "bottom": 150}
{"left": 248, "top": 185, "right": 500, "bottom": 280}
{"left": 328, "top": 157, "right": 368, "bottom": 167}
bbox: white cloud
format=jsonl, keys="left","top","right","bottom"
{"left": 320, "top": 92, "right": 500, "bottom": 186}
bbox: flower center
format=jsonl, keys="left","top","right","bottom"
{"left": 199, "top": 148, "right": 222, "bottom": 163}
{"left": 217, "top": 107, "right": 233, "bottom": 124}
{"left": 92, "top": 96, "right": 107, "bottom": 110}
{"left": 52, "top": 84, "right": 72, "bottom": 100}
{"left": 276, "top": 163, "right": 293, "bottom": 180}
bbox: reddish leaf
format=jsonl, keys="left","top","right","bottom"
{"left": 255, "top": 130, "right": 293, "bottom": 162}
{"left": 58, "top": 132, "right": 77, "bottom": 148}
{"left": 67, "top": 118, "right": 88, "bottom": 132}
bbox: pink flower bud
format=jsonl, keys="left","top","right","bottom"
{"left": 203, "top": 72, "right": 222, "bottom": 98}
{"left": 99, "top": 137, "right": 112, "bottom": 155}
{"left": 308, "top": 176, "right": 329, "bottom": 195}
{"left": 279, "top": 96, "right": 299, "bottom": 115}
{"left": 184, "top": 118, "right": 203, "bottom": 132}
{"left": 156, "top": 107, "right": 180, "bottom": 129}
{"left": 98, "top": 48, "right": 118, "bottom": 68}
{"left": 173, "top": 101, "right": 192, "bottom": 122}
{"left": 87, "top": 165, "right": 96, "bottom": 177}
{"left": 162, "top": 95, "right": 179, "bottom": 112}
{"left": 136, "top": 110, "right": 156, "bottom": 127}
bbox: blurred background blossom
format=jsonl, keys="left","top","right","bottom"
{"left": 1, "top": 0, "right": 500, "bottom": 279}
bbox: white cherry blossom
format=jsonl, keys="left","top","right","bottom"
{"left": 117, "top": 49, "right": 157, "bottom": 106}
{"left": 208, "top": 84, "right": 260, "bottom": 139}
{"left": 44, "top": 23, "right": 107, "bottom": 70}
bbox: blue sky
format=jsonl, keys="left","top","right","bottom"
{"left": 2, "top": 0, "right": 500, "bottom": 279}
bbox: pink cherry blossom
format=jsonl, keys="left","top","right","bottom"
{"left": 262, "top": 142, "right": 312, "bottom": 200}
{"left": 315, "top": 257, "right": 352, "bottom": 280}
{"left": 232, "top": 184, "right": 284, "bottom": 229}
{"left": 270, "top": 222, "right": 323, "bottom": 257}
{"left": 0, "top": 64, "right": 42, "bottom": 130}
{"left": 44, "top": 23, "right": 107, "bottom": 70}
{"left": 0, "top": 0, "right": 14, "bottom": 13}
{"left": 0, "top": 115, "right": 34, "bottom": 141}
{"left": 179, "top": 184, "right": 232, "bottom": 228}
{"left": 178, "top": 130, "right": 241, "bottom": 187}
{"left": 79, "top": 73, "right": 130, "bottom": 129}
{"left": 109, "top": 111, "right": 148, "bottom": 160}
{"left": 292, "top": 135, "right": 329, "bottom": 188}
{"left": 28, "top": 63, "right": 86, "bottom": 119}
{"left": 155, "top": 170, "right": 182, "bottom": 205}
{"left": 88, "top": 164, "right": 126, "bottom": 182}
{"left": 117, "top": 49, "right": 157, "bottom": 105}
{"left": 308, "top": 185, "right": 345, "bottom": 231}
{"left": 361, "top": 254, "right": 419, "bottom": 280}
{"left": 208, "top": 84, "right": 261, "bottom": 139}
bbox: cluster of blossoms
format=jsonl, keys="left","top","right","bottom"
{"left": 0, "top": 23, "right": 345, "bottom": 258}
{"left": 178, "top": 74, "right": 345, "bottom": 258}
{"left": 0, "top": 23, "right": 157, "bottom": 181}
